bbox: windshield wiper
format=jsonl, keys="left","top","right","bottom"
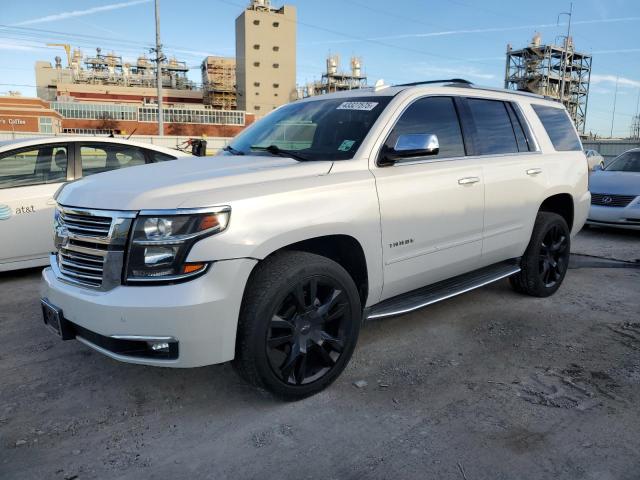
{"left": 250, "top": 144, "right": 310, "bottom": 162}
{"left": 223, "top": 145, "right": 245, "bottom": 155}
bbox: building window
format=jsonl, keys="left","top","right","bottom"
{"left": 273, "top": 63, "right": 279, "bottom": 68}
{"left": 273, "top": 22, "right": 279, "bottom": 27}
{"left": 274, "top": 93, "right": 278, "bottom": 97}
{"left": 255, "top": 105, "right": 261, "bottom": 111}
{"left": 273, "top": 46, "right": 280, "bottom": 52}
{"left": 253, "top": 44, "right": 260, "bottom": 50}
{"left": 253, "top": 61, "right": 260, "bottom": 67}
{"left": 255, "top": 92, "right": 260, "bottom": 96}
{"left": 273, "top": 83, "right": 279, "bottom": 88}
{"left": 254, "top": 81, "right": 260, "bottom": 87}
{"left": 39, "top": 117, "right": 53, "bottom": 134}
{"left": 253, "top": 19, "right": 260, "bottom": 25}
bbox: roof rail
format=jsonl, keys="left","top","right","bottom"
{"left": 394, "top": 78, "right": 473, "bottom": 87}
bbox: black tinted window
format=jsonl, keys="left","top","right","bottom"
{"left": 531, "top": 104, "right": 581, "bottom": 151}
{"left": 467, "top": 99, "right": 518, "bottom": 155}
{"left": 506, "top": 103, "right": 531, "bottom": 152}
{"left": 385, "top": 96, "right": 465, "bottom": 159}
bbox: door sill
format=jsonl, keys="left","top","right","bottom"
{"left": 365, "top": 260, "right": 520, "bottom": 320}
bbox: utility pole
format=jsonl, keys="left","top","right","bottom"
{"left": 610, "top": 75, "right": 619, "bottom": 138}
{"left": 557, "top": 3, "right": 572, "bottom": 104}
{"left": 154, "top": 0, "right": 164, "bottom": 136}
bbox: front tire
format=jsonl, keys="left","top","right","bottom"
{"left": 233, "top": 251, "right": 362, "bottom": 400}
{"left": 510, "top": 212, "right": 571, "bottom": 297}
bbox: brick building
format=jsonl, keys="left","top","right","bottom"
{"left": 0, "top": 95, "right": 62, "bottom": 134}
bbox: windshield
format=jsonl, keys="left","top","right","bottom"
{"left": 225, "top": 96, "right": 393, "bottom": 161}
{"left": 605, "top": 151, "right": 640, "bottom": 172}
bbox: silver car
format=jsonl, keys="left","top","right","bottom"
{"left": 587, "top": 148, "right": 640, "bottom": 230}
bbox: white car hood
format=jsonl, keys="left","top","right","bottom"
{"left": 58, "top": 155, "right": 333, "bottom": 210}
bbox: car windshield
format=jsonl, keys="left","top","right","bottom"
{"left": 225, "top": 96, "right": 393, "bottom": 161}
{"left": 605, "top": 151, "right": 640, "bottom": 172}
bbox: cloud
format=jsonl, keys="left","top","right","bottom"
{"left": 304, "top": 16, "right": 640, "bottom": 47}
{"left": 0, "top": 39, "right": 49, "bottom": 52}
{"left": 591, "top": 74, "right": 640, "bottom": 89}
{"left": 14, "top": 0, "right": 151, "bottom": 26}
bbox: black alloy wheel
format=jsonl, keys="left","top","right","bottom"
{"left": 509, "top": 211, "right": 571, "bottom": 297}
{"left": 538, "top": 224, "right": 569, "bottom": 288}
{"left": 234, "top": 251, "right": 362, "bottom": 399}
{"left": 266, "top": 276, "right": 351, "bottom": 386}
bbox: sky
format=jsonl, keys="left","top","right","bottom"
{"left": 1, "top": 0, "right": 639, "bottom": 137}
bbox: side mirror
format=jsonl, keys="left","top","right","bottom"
{"left": 380, "top": 133, "right": 439, "bottom": 166}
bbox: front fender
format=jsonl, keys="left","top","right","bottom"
{"left": 185, "top": 170, "right": 384, "bottom": 306}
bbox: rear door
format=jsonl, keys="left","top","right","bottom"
{"left": 460, "top": 97, "right": 547, "bottom": 263}
{"left": 0, "top": 143, "right": 73, "bottom": 268}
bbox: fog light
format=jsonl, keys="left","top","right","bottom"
{"left": 149, "top": 342, "right": 170, "bottom": 352}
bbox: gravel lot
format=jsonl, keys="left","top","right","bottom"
{"left": 1, "top": 227, "right": 639, "bottom": 480}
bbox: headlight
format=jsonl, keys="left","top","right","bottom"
{"left": 126, "top": 206, "right": 230, "bottom": 283}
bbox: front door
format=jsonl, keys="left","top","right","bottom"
{"left": 0, "top": 143, "right": 71, "bottom": 269}
{"left": 372, "top": 96, "right": 485, "bottom": 300}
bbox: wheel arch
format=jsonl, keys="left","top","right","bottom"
{"left": 538, "top": 193, "right": 574, "bottom": 231}
{"left": 249, "top": 234, "right": 371, "bottom": 308}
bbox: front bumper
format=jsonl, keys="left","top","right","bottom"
{"left": 587, "top": 204, "right": 640, "bottom": 230}
{"left": 40, "top": 258, "right": 257, "bottom": 367}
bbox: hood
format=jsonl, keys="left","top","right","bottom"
{"left": 589, "top": 170, "right": 640, "bottom": 196}
{"left": 58, "top": 155, "right": 333, "bottom": 210}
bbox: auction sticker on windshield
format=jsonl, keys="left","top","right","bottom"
{"left": 336, "top": 102, "right": 378, "bottom": 111}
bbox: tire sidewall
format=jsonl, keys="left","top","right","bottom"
{"left": 240, "top": 253, "right": 362, "bottom": 399}
{"left": 523, "top": 213, "right": 571, "bottom": 296}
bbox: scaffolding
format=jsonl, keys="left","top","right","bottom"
{"left": 201, "top": 56, "right": 237, "bottom": 110}
{"left": 505, "top": 33, "right": 592, "bottom": 133}
{"left": 301, "top": 55, "right": 367, "bottom": 97}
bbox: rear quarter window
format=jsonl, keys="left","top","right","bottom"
{"left": 531, "top": 104, "right": 582, "bottom": 151}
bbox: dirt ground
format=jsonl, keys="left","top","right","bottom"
{"left": 1, "top": 227, "right": 639, "bottom": 480}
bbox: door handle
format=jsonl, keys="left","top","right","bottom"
{"left": 458, "top": 176, "right": 480, "bottom": 185}
{"left": 526, "top": 168, "right": 543, "bottom": 176}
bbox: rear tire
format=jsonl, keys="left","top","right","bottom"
{"left": 233, "top": 251, "right": 361, "bottom": 400}
{"left": 510, "top": 212, "right": 571, "bottom": 297}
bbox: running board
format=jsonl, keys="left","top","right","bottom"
{"left": 366, "top": 260, "right": 521, "bottom": 320}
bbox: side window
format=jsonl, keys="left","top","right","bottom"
{"left": 0, "top": 145, "right": 68, "bottom": 189}
{"left": 505, "top": 103, "right": 531, "bottom": 152}
{"left": 385, "top": 96, "right": 466, "bottom": 159}
{"left": 80, "top": 144, "right": 146, "bottom": 177}
{"left": 531, "top": 104, "right": 582, "bottom": 151}
{"left": 149, "top": 151, "right": 177, "bottom": 162}
{"left": 467, "top": 99, "right": 519, "bottom": 155}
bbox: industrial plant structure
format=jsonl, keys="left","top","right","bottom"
{"left": 235, "top": 0, "right": 297, "bottom": 115}
{"left": 505, "top": 33, "right": 592, "bottom": 133}
{"left": 31, "top": 46, "right": 253, "bottom": 136}
{"left": 201, "top": 56, "right": 237, "bottom": 110}
{"left": 300, "top": 55, "right": 368, "bottom": 98}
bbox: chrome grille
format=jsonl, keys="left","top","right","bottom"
{"left": 591, "top": 193, "right": 637, "bottom": 208}
{"left": 59, "top": 210, "right": 112, "bottom": 237}
{"left": 52, "top": 206, "right": 136, "bottom": 290}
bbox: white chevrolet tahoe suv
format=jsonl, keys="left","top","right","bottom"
{"left": 40, "top": 80, "right": 590, "bottom": 399}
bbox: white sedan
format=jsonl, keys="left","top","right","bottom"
{"left": 0, "top": 137, "right": 191, "bottom": 271}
